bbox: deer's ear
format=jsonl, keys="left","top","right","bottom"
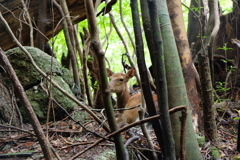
{"left": 126, "top": 69, "right": 135, "bottom": 79}
{"left": 106, "top": 68, "right": 114, "bottom": 77}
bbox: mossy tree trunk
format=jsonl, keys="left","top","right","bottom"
{"left": 157, "top": 0, "right": 203, "bottom": 159}
{"left": 167, "top": 0, "right": 203, "bottom": 132}
{"left": 198, "top": 54, "right": 218, "bottom": 142}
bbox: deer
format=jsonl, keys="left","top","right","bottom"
{"left": 106, "top": 68, "right": 158, "bottom": 125}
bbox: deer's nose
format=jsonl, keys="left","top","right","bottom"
{"left": 108, "top": 83, "right": 113, "bottom": 91}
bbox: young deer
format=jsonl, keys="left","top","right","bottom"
{"left": 107, "top": 68, "right": 158, "bottom": 125}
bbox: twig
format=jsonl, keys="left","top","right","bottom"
{"left": 97, "top": 0, "right": 117, "bottom": 16}
{"left": 0, "top": 48, "right": 52, "bottom": 159}
{"left": 129, "top": 144, "right": 150, "bottom": 160}
{"left": 119, "top": 0, "right": 136, "bottom": 53}
{"left": 182, "top": 2, "right": 206, "bottom": 61}
{"left": 0, "top": 152, "right": 34, "bottom": 159}
{"left": 52, "top": 98, "right": 110, "bottom": 141}
{"left": 179, "top": 106, "right": 187, "bottom": 160}
{"left": 101, "top": 21, "right": 113, "bottom": 47}
{"left": 61, "top": 141, "right": 94, "bottom": 149}
{"left": 53, "top": 0, "right": 81, "bottom": 98}
{"left": 0, "top": 4, "right": 49, "bottom": 42}
{"left": 82, "top": 33, "right": 94, "bottom": 107}
{"left": 70, "top": 105, "right": 188, "bottom": 159}
{"left": 109, "top": 12, "right": 141, "bottom": 85}
{"left": 124, "top": 136, "right": 139, "bottom": 160}
{"left": 91, "top": 104, "right": 141, "bottom": 112}
{"left": 20, "top": 0, "right": 34, "bottom": 46}
{"left": 139, "top": 109, "right": 158, "bottom": 160}
{"left": 10, "top": 86, "right": 23, "bottom": 128}
{"left": 70, "top": 114, "right": 161, "bottom": 160}
{"left": 128, "top": 146, "right": 161, "bottom": 153}
{"left": 0, "top": 10, "right": 110, "bottom": 133}
{"left": 0, "top": 124, "right": 35, "bottom": 136}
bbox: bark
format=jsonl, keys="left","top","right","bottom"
{"left": 84, "top": 1, "right": 126, "bottom": 160}
{"left": 34, "top": 0, "right": 47, "bottom": 50}
{"left": 0, "top": 10, "right": 110, "bottom": 132}
{"left": 157, "top": 0, "right": 203, "bottom": 159}
{"left": 198, "top": 54, "right": 218, "bottom": 142}
{"left": 238, "top": 119, "right": 240, "bottom": 152}
{"left": 147, "top": 0, "right": 176, "bottom": 159}
{"left": 131, "top": 0, "right": 166, "bottom": 159}
{"left": 109, "top": 12, "right": 140, "bottom": 84}
{"left": 54, "top": 0, "right": 81, "bottom": 97}
{"left": 167, "top": 0, "right": 202, "bottom": 132}
{"left": 187, "top": 0, "right": 201, "bottom": 46}
{"left": 0, "top": 72, "right": 20, "bottom": 126}
{"left": 186, "top": 0, "right": 206, "bottom": 61}
{"left": 0, "top": 49, "right": 52, "bottom": 160}
{"left": 197, "top": 0, "right": 219, "bottom": 143}
{"left": 0, "top": 0, "right": 103, "bottom": 51}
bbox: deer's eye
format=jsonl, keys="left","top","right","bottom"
{"left": 119, "top": 78, "right": 124, "bottom": 82}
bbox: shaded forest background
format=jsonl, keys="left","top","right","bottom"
{"left": 0, "top": 0, "right": 240, "bottom": 160}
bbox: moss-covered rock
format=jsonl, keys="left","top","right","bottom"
{"left": 24, "top": 76, "right": 76, "bottom": 122}
{"left": 4, "top": 47, "right": 76, "bottom": 123}
{"left": 5, "top": 47, "right": 63, "bottom": 88}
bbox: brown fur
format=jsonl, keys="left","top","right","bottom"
{"left": 107, "top": 69, "right": 158, "bottom": 125}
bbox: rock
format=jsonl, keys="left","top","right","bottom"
{"left": 5, "top": 47, "right": 63, "bottom": 89}
{"left": 4, "top": 47, "right": 76, "bottom": 123}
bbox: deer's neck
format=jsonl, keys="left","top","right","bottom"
{"left": 116, "top": 88, "right": 130, "bottom": 110}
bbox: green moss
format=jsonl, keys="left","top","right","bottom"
{"left": 211, "top": 147, "right": 221, "bottom": 159}
{"left": 196, "top": 134, "right": 205, "bottom": 147}
{"left": 5, "top": 47, "right": 62, "bottom": 88}
{"left": 24, "top": 76, "right": 77, "bottom": 123}
{"left": 5, "top": 46, "right": 77, "bottom": 123}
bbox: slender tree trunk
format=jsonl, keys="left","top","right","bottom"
{"left": 198, "top": 0, "right": 219, "bottom": 143}
{"left": 157, "top": 0, "right": 203, "bottom": 159}
{"left": 84, "top": 1, "right": 126, "bottom": 159}
{"left": 53, "top": 0, "right": 81, "bottom": 97}
{"left": 187, "top": 0, "right": 201, "bottom": 45}
{"left": 198, "top": 54, "right": 218, "bottom": 142}
{"left": 35, "top": 0, "right": 47, "bottom": 50}
{"left": 147, "top": 0, "right": 176, "bottom": 159}
{"left": 167, "top": 0, "right": 202, "bottom": 132}
{"left": 131, "top": 0, "right": 167, "bottom": 159}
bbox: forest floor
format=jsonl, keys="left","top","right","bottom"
{"left": 0, "top": 108, "right": 239, "bottom": 160}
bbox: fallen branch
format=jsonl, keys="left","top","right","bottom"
{"left": 0, "top": 48, "right": 52, "bottom": 160}
{"left": 0, "top": 11, "right": 110, "bottom": 133}
{"left": 70, "top": 105, "right": 188, "bottom": 159}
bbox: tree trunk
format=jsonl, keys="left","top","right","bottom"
{"left": 198, "top": 54, "right": 218, "bottom": 142}
{"left": 132, "top": 0, "right": 171, "bottom": 159}
{"left": 167, "top": 0, "right": 203, "bottom": 132}
{"left": 187, "top": 0, "right": 207, "bottom": 61}
{"left": 157, "top": 0, "right": 203, "bottom": 159}
{"left": 198, "top": 0, "right": 219, "bottom": 143}
{"left": 187, "top": 0, "right": 201, "bottom": 46}
{"left": 147, "top": 0, "right": 176, "bottom": 159}
{"left": 84, "top": 1, "right": 126, "bottom": 159}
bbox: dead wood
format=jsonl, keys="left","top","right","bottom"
{"left": 0, "top": 0, "right": 103, "bottom": 51}
{"left": 0, "top": 48, "right": 52, "bottom": 159}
